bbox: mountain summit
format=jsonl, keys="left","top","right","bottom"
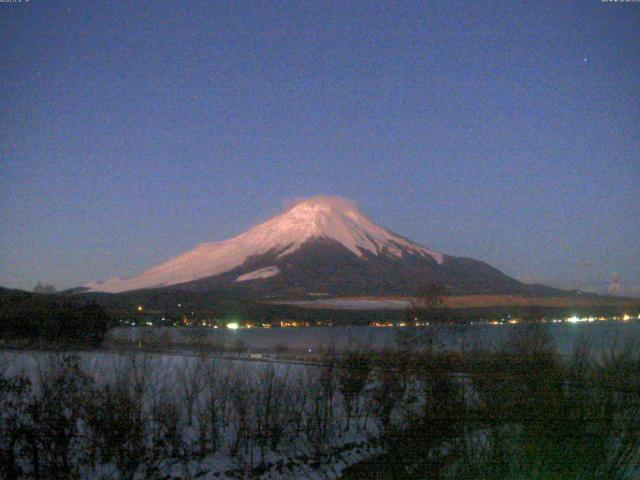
{"left": 85, "top": 196, "right": 551, "bottom": 297}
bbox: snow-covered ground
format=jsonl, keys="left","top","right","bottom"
{"left": 0, "top": 351, "right": 389, "bottom": 479}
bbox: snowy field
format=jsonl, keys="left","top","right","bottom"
{"left": 0, "top": 351, "right": 388, "bottom": 479}
{"left": 110, "top": 321, "right": 640, "bottom": 355}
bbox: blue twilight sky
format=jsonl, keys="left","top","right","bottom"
{"left": 1, "top": 1, "right": 638, "bottom": 295}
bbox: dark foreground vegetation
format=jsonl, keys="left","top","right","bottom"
{"left": 0, "top": 290, "right": 112, "bottom": 346}
{"left": 0, "top": 323, "right": 639, "bottom": 479}
{"left": 345, "top": 325, "right": 640, "bottom": 479}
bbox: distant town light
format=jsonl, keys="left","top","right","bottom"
{"left": 227, "top": 322, "right": 239, "bottom": 330}
{"left": 137, "top": 305, "right": 143, "bottom": 312}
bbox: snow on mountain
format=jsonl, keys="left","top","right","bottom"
{"left": 235, "top": 266, "right": 280, "bottom": 282}
{"left": 85, "top": 196, "right": 443, "bottom": 293}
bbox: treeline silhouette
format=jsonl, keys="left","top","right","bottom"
{"left": 0, "top": 290, "right": 112, "bottom": 345}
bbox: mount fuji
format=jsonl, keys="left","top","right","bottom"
{"left": 84, "top": 196, "right": 556, "bottom": 298}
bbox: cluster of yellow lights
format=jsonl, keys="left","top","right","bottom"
{"left": 566, "top": 314, "right": 636, "bottom": 323}
{"left": 483, "top": 314, "right": 638, "bottom": 325}
{"left": 371, "top": 321, "right": 395, "bottom": 327}
{"left": 367, "top": 315, "right": 640, "bottom": 328}
{"left": 129, "top": 309, "right": 637, "bottom": 330}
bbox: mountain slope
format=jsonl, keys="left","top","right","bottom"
{"left": 85, "top": 196, "right": 443, "bottom": 293}
{"left": 84, "top": 196, "right": 554, "bottom": 297}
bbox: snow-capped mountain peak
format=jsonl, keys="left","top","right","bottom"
{"left": 271, "top": 196, "right": 442, "bottom": 260}
{"left": 85, "top": 196, "right": 443, "bottom": 293}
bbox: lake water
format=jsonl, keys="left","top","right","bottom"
{"left": 111, "top": 321, "right": 640, "bottom": 356}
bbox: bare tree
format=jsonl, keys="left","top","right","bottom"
{"left": 371, "top": 352, "right": 408, "bottom": 435}
{"left": 176, "top": 356, "right": 205, "bottom": 428}
{"left": 229, "top": 374, "right": 250, "bottom": 459}
{"left": 253, "top": 365, "right": 290, "bottom": 466}
{"left": 194, "top": 359, "right": 224, "bottom": 457}
{"left": 85, "top": 354, "right": 154, "bottom": 479}
{"left": 33, "top": 282, "right": 57, "bottom": 294}
{"left": 397, "top": 281, "right": 449, "bottom": 353}
{"left": 33, "top": 354, "right": 93, "bottom": 479}
{"left": 305, "top": 364, "right": 338, "bottom": 461}
{"left": 412, "top": 281, "right": 447, "bottom": 312}
{"left": 337, "top": 351, "right": 372, "bottom": 433}
{"left": 288, "top": 369, "right": 310, "bottom": 436}
{"left": 149, "top": 385, "right": 184, "bottom": 465}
